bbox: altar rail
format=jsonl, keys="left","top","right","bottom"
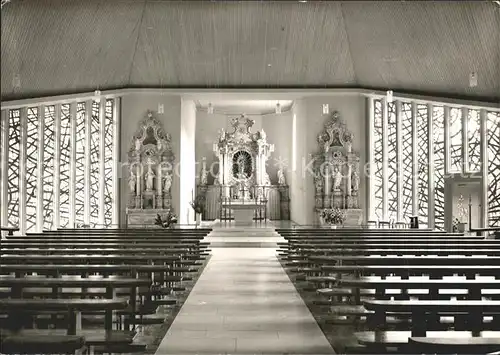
{"left": 199, "top": 185, "right": 289, "bottom": 220}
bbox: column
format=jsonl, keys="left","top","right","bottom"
{"left": 98, "top": 99, "right": 106, "bottom": 227}
{"left": 53, "top": 104, "right": 61, "bottom": 229}
{"left": 366, "top": 97, "right": 374, "bottom": 220}
{"left": 381, "top": 98, "right": 388, "bottom": 221}
{"left": 462, "top": 107, "right": 469, "bottom": 173}
{"left": 411, "top": 102, "right": 418, "bottom": 217}
{"left": 112, "top": 97, "right": 120, "bottom": 227}
{"left": 444, "top": 106, "right": 450, "bottom": 176}
{"left": 18, "top": 108, "right": 27, "bottom": 234}
{"left": 36, "top": 105, "right": 45, "bottom": 232}
{"left": 395, "top": 100, "right": 403, "bottom": 222}
{"left": 479, "top": 109, "right": 488, "bottom": 228}
{"left": 427, "top": 103, "right": 435, "bottom": 229}
{"left": 68, "top": 102, "right": 77, "bottom": 228}
{"left": 84, "top": 100, "right": 92, "bottom": 226}
{"left": 0, "top": 110, "right": 8, "bottom": 227}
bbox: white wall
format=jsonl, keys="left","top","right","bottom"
{"left": 261, "top": 111, "right": 293, "bottom": 184}
{"left": 180, "top": 99, "right": 197, "bottom": 224}
{"left": 289, "top": 94, "right": 366, "bottom": 225}
{"left": 120, "top": 93, "right": 182, "bottom": 225}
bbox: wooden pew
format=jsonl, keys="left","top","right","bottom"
{"left": 0, "top": 227, "right": 19, "bottom": 236}
{"left": 409, "top": 336, "right": 500, "bottom": 354}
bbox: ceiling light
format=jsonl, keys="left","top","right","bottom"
{"left": 386, "top": 90, "right": 393, "bottom": 103}
{"left": 322, "top": 104, "right": 329, "bottom": 115}
{"left": 299, "top": 0, "right": 307, "bottom": 2}
{"left": 267, "top": 63, "right": 272, "bottom": 67}
{"left": 275, "top": 102, "right": 282, "bottom": 114}
{"left": 94, "top": 90, "right": 101, "bottom": 103}
{"left": 207, "top": 103, "right": 214, "bottom": 114}
{"left": 469, "top": 72, "right": 478, "bottom": 88}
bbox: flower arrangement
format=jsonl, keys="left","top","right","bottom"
{"left": 321, "top": 208, "right": 346, "bottom": 225}
{"left": 154, "top": 212, "right": 178, "bottom": 228}
{"left": 190, "top": 195, "right": 205, "bottom": 214}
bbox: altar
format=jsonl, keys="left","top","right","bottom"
{"left": 196, "top": 114, "right": 290, "bottom": 222}
{"left": 221, "top": 200, "right": 266, "bottom": 224}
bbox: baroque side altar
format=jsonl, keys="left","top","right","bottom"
{"left": 126, "top": 111, "right": 175, "bottom": 226}
{"left": 313, "top": 111, "right": 362, "bottom": 225}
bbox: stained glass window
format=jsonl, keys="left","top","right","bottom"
{"left": 373, "top": 100, "right": 384, "bottom": 219}
{"left": 74, "top": 103, "right": 86, "bottom": 225}
{"left": 487, "top": 111, "right": 500, "bottom": 227}
{"left": 43, "top": 106, "right": 55, "bottom": 230}
{"left": 89, "top": 101, "right": 100, "bottom": 226}
{"left": 467, "top": 109, "right": 481, "bottom": 172}
{"left": 433, "top": 106, "right": 445, "bottom": 230}
{"left": 416, "top": 104, "right": 429, "bottom": 228}
{"left": 3, "top": 99, "right": 118, "bottom": 232}
{"left": 7, "top": 109, "right": 21, "bottom": 227}
{"left": 104, "top": 99, "right": 115, "bottom": 227}
{"left": 400, "top": 103, "right": 413, "bottom": 222}
{"left": 25, "top": 107, "right": 39, "bottom": 232}
{"left": 449, "top": 107, "right": 462, "bottom": 172}
{"left": 59, "top": 104, "right": 71, "bottom": 228}
{"left": 387, "top": 102, "right": 398, "bottom": 221}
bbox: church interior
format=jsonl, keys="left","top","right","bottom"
{"left": 1, "top": 0, "right": 500, "bottom": 354}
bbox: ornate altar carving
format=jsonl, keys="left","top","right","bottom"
{"left": 194, "top": 114, "right": 290, "bottom": 221}
{"left": 211, "top": 115, "right": 276, "bottom": 200}
{"left": 126, "top": 111, "right": 175, "bottom": 226}
{"left": 313, "top": 111, "right": 362, "bottom": 225}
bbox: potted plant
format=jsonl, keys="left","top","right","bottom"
{"left": 321, "top": 208, "right": 346, "bottom": 228}
{"left": 190, "top": 196, "right": 205, "bottom": 226}
{"left": 154, "top": 212, "right": 178, "bottom": 229}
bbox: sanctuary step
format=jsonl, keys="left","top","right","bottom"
{"left": 204, "top": 225, "right": 286, "bottom": 248}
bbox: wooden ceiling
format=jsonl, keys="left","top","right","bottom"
{"left": 1, "top": 0, "right": 499, "bottom": 102}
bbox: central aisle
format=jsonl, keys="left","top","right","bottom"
{"left": 155, "top": 248, "right": 335, "bottom": 354}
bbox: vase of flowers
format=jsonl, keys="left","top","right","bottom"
{"left": 154, "top": 211, "right": 178, "bottom": 229}
{"left": 190, "top": 196, "right": 205, "bottom": 226}
{"left": 321, "top": 208, "right": 346, "bottom": 227}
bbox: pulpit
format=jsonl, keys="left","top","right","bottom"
{"left": 126, "top": 111, "right": 175, "bottom": 227}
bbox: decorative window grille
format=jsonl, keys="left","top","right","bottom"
{"left": 1, "top": 98, "right": 119, "bottom": 232}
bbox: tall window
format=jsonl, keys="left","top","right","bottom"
{"left": 488, "top": 112, "right": 500, "bottom": 227}
{"left": 373, "top": 100, "right": 384, "bottom": 219}
{"left": 370, "top": 97, "right": 499, "bottom": 229}
{"left": 432, "top": 106, "right": 445, "bottom": 230}
{"left": 1, "top": 98, "right": 118, "bottom": 232}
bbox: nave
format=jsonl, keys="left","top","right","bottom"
{"left": 1, "top": 225, "right": 500, "bottom": 354}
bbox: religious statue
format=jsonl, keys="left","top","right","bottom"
{"left": 219, "top": 128, "right": 226, "bottom": 143}
{"left": 214, "top": 171, "right": 220, "bottom": 185}
{"left": 200, "top": 165, "right": 208, "bottom": 185}
{"left": 128, "top": 174, "right": 136, "bottom": 194}
{"left": 236, "top": 157, "right": 247, "bottom": 180}
{"left": 315, "top": 175, "right": 324, "bottom": 193}
{"left": 277, "top": 168, "right": 286, "bottom": 185}
{"left": 145, "top": 166, "right": 155, "bottom": 191}
{"left": 351, "top": 170, "right": 360, "bottom": 194}
{"left": 135, "top": 138, "right": 142, "bottom": 152}
{"left": 332, "top": 166, "right": 342, "bottom": 191}
{"left": 260, "top": 128, "right": 267, "bottom": 141}
{"left": 163, "top": 173, "right": 172, "bottom": 193}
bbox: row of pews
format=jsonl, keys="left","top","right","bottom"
{"left": 0, "top": 227, "right": 212, "bottom": 354}
{"left": 276, "top": 227, "right": 500, "bottom": 354}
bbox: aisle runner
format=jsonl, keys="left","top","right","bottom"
{"left": 155, "top": 248, "right": 335, "bottom": 354}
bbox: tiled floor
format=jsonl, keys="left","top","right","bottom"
{"left": 155, "top": 248, "right": 335, "bottom": 354}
